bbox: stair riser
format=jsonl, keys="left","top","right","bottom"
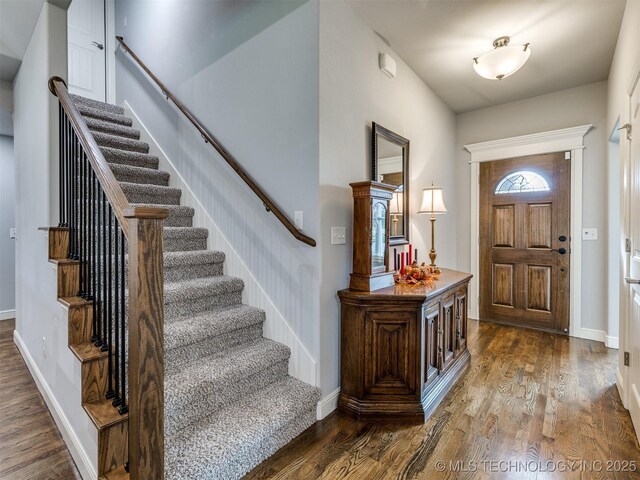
{"left": 72, "top": 95, "right": 124, "bottom": 115}
{"left": 165, "top": 291, "right": 242, "bottom": 319}
{"left": 123, "top": 189, "right": 181, "bottom": 205}
{"left": 164, "top": 360, "right": 289, "bottom": 437}
{"left": 95, "top": 135, "right": 149, "bottom": 155}
{"left": 79, "top": 107, "right": 133, "bottom": 127}
{"left": 112, "top": 168, "right": 170, "bottom": 187}
{"left": 98, "top": 421, "right": 128, "bottom": 476}
{"left": 68, "top": 304, "right": 93, "bottom": 345}
{"left": 165, "top": 324, "right": 264, "bottom": 367}
{"left": 164, "top": 214, "right": 193, "bottom": 228}
{"left": 57, "top": 262, "right": 79, "bottom": 297}
{"left": 88, "top": 122, "right": 140, "bottom": 140}
{"left": 164, "top": 237, "right": 207, "bottom": 252}
{"left": 102, "top": 150, "right": 159, "bottom": 170}
{"left": 82, "top": 356, "right": 110, "bottom": 404}
{"left": 164, "top": 262, "right": 223, "bottom": 282}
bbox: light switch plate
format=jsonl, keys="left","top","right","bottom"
{"left": 582, "top": 227, "right": 598, "bottom": 240}
{"left": 9, "top": 227, "right": 16, "bottom": 239}
{"left": 331, "top": 227, "right": 346, "bottom": 245}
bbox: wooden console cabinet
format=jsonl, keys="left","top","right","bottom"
{"left": 337, "top": 269, "right": 472, "bottom": 422}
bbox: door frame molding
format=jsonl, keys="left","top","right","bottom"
{"left": 105, "top": 0, "right": 116, "bottom": 103}
{"left": 465, "top": 124, "right": 592, "bottom": 339}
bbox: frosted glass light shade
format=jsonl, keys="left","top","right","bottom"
{"left": 418, "top": 187, "right": 447, "bottom": 215}
{"left": 473, "top": 37, "right": 531, "bottom": 80}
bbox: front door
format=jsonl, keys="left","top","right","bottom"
{"left": 626, "top": 70, "right": 640, "bottom": 441}
{"left": 479, "top": 152, "right": 570, "bottom": 332}
{"left": 68, "top": 0, "right": 106, "bottom": 101}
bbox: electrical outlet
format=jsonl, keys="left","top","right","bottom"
{"left": 294, "top": 211, "right": 303, "bottom": 230}
{"left": 42, "top": 337, "right": 46, "bottom": 358}
{"left": 331, "top": 227, "right": 347, "bottom": 245}
{"left": 9, "top": 227, "right": 16, "bottom": 239}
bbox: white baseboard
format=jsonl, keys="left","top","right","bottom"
{"left": 0, "top": 309, "right": 16, "bottom": 321}
{"left": 316, "top": 388, "right": 340, "bottom": 420}
{"left": 576, "top": 327, "right": 605, "bottom": 343}
{"left": 606, "top": 335, "right": 620, "bottom": 349}
{"left": 13, "top": 330, "right": 97, "bottom": 480}
{"left": 122, "top": 101, "right": 317, "bottom": 387}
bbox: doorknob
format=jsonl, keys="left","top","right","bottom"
{"left": 551, "top": 247, "right": 567, "bottom": 255}
{"left": 92, "top": 41, "right": 104, "bottom": 50}
{"left": 625, "top": 277, "right": 640, "bottom": 284}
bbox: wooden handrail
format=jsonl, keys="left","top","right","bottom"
{"left": 49, "top": 76, "right": 134, "bottom": 238}
{"left": 49, "top": 77, "right": 167, "bottom": 479}
{"left": 115, "top": 36, "right": 317, "bottom": 247}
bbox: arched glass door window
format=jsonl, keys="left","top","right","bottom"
{"left": 495, "top": 170, "right": 550, "bottom": 195}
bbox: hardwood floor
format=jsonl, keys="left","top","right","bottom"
{"left": 0, "top": 320, "right": 81, "bottom": 480}
{"left": 246, "top": 320, "right": 640, "bottom": 480}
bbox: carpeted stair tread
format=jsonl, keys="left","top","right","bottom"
{"left": 163, "top": 227, "right": 208, "bottom": 252}
{"left": 85, "top": 116, "right": 141, "bottom": 139}
{"left": 131, "top": 203, "right": 194, "bottom": 227}
{"left": 165, "top": 304, "right": 264, "bottom": 353}
{"left": 101, "top": 146, "right": 159, "bottom": 170}
{"left": 165, "top": 376, "right": 320, "bottom": 479}
{"left": 110, "top": 163, "right": 170, "bottom": 186}
{"left": 71, "top": 94, "right": 124, "bottom": 115}
{"left": 93, "top": 131, "right": 150, "bottom": 154}
{"left": 164, "top": 275, "right": 244, "bottom": 304}
{"left": 163, "top": 250, "right": 225, "bottom": 282}
{"left": 120, "top": 181, "right": 181, "bottom": 205}
{"left": 77, "top": 104, "right": 133, "bottom": 127}
{"left": 164, "top": 339, "right": 290, "bottom": 435}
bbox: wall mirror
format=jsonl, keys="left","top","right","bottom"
{"left": 371, "top": 122, "right": 410, "bottom": 245}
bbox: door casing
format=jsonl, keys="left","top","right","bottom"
{"left": 465, "top": 125, "right": 592, "bottom": 340}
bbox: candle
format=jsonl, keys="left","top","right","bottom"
{"left": 400, "top": 253, "right": 405, "bottom": 275}
{"left": 406, "top": 252, "right": 409, "bottom": 266}
{"left": 415, "top": 248, "right": 418, "bottom": 263}
{"left": 394, "top": 248, "right": 397, "bottom": 271}
{"left": 408, "top": 244, "right": 412, "bottom": 264}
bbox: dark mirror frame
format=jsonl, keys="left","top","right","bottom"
{"left": 371, "top": 122, "right": 410, "bottom": 246}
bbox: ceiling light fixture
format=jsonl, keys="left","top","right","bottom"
{"left": 473, "top": 36, "right": 531, "bottom": 80}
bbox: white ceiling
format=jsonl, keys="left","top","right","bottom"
{"left": 348, "top": 0, "right": 627, "bottom": 113}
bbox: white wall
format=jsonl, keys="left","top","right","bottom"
{"left": 455, "top": 81, "right": 609, "bottom": 335}
{"left": 607, "top": 0, "right": 640, "bottom": 397}
{"left": 13, "top": 3, "right": 97, "bottom": 477}
{"left": 318, "top": 1, "right": 457, "bottom": 396}
{"left": 0, "top": 135, "right": 15, "bottom": 317}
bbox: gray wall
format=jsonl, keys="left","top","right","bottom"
{"left": 318, "top": 1, "right": 457, "bottom": 395}
{"left": 455, "top": 81, "right": 609, "bottom": 334}
{"left": 13, "top": 3, "right": 98, "bottom": 475}
{"left": 115, "top": 0, "right": 322, "bottom": 373}
{"left": 0, "top": 134, "right": 15, "bottom": 315}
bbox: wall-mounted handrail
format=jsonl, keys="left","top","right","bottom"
{"left": 115, "top": 36, "right": 317, "bottom": 247}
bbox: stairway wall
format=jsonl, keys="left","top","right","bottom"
{"left": 115, "top": 0, "right": 321, "bottom": 388}
{"left": 12, "top": 3, "right": 97, "bottom": 478}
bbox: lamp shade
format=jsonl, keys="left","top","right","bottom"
{"left": 473, "top": 36, "right": 530, "bottom": 80}
{"left": 418, "top": 186, "right": 447, "bottom": 215}
{"left": 390, "top": 189, "right": 403, "bottom": 215}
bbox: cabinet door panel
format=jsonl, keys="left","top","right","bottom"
{"left": 423, "top": 303, "right": 440, "bottom": 391}
{"left": 441, "top": 295, "right": 456, "bottom": 371}
{"left": 455, "top": 288, "right": 468, "bottom": 354}
{"left": 364, "top": 311, "right": 417, "bottom": 396}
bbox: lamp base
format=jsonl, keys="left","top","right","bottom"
{"left": 429, "top": 249, "right": 437, "bottom": 267}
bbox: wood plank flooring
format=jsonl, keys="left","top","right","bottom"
{"left": 0, "top": 319, "right": 81, "bottom": 480}
{"left": 245, "top": 320, "right": 640, "bottom": 480}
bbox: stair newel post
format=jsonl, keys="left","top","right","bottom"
{"left": 125, "top": 206, "right": 168, "bottom": 480}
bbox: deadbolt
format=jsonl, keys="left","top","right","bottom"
{"left": 559, "top": 235, "right": 567, "bottom": 242}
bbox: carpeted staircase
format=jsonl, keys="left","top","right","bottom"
{"left": 71, "top": 94, "right": 320, "bottom": 479}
